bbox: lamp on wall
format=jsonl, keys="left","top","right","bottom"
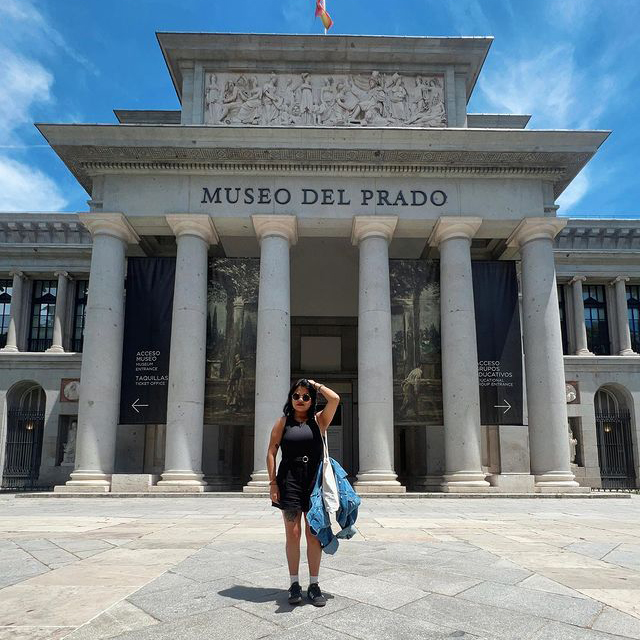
{"left": 603, "top": 422, "right": 614, "bottom": 434}
{"left": 24, "top": 420, "right": 35, "bottom": 431}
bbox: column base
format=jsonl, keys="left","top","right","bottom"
{"left": 354, "top": 470, "right": 406, "bottom": 493}
{"left": 0, "top": 345, "right": 18, "bottom": 353}
{"left": 575, "top": 349, "right": 594, "bottom": 356}
{"left": 54, "top": 471, "right": 111, "bottom": 493}
{"left": 487, "top": 473, "right": 536, "bottom": 493}
{"left": 618, "top": 349, "right": 638, "bottom": 356}
{"left": 441, "top": 471, "right": 490, "bottom": 490}
{"left": 45, "top": 345, "right": 65, "bottom": 353}
{"left": 243, "top": 469, "right": 270, "bottom": 493}
{"left": 534, "top": 470, "right": 581, "bottom": 487}
{"left": 155, "top": 470, "right": 208, "bottom": 489}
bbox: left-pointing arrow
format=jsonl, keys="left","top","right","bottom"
{"left": 131, "top": 398, "right": 149, "bottom": 413}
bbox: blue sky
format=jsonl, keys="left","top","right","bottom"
{"left": 0, "top": 0, "right": 639, "bottom": 217}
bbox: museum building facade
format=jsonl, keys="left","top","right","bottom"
{"left": 0, "top": 33, "right": 638, "bottom": 493}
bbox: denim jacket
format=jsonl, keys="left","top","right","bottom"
{"left": 306, "top": 457, "right": 361, "bottom": 554}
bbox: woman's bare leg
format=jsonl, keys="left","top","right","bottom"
{"left": 282, "top": 510, "right": 302, "bottom": 577}
{"left": 304, "top": 516, "right": 322, "bottom": 578}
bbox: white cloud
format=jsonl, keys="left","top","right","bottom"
{"left": 0, "top": 48, "right": 54, "bottom": 140}
{"left": 557, "top": 168, "right": 590, "bottom": 212}
{"left": 0, "top": 156, "right": 66, "bottom": 211}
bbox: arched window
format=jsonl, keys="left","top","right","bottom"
{"left": 595, "top": 388, "right": 619, "bottom": 414}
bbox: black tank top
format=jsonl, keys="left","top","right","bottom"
{"left": 280, "top": 412, "right": 323, "bottom": 461}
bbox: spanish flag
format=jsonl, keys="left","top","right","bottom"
{"left": 315, "top": 0, "right": 333, "bottom": 31}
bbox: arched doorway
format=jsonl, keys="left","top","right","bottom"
{"left": 595, "top": 386, "right": 636, "bottom": 489}
{"left": 1, "top": 382, "right": 46, "bottom": 489}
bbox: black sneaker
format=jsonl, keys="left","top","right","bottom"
{"left": 288, "top": 581, "right": 302, "bottom": 605}
{"left": 307, "top": 582, "right": 327, "bottom": 607}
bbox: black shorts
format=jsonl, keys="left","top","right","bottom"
{"left": 272, "top": 458, "right": 321, "bottom": 513}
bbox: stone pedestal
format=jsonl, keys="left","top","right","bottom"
{"left": 611, "top": 276, "right": 636, "bottom": 355}
{"left": 244, "top": 215, "right": 297, "bottom": 491}
{"left": 429, "top": 217, "right": 489, "bottom": 491}
{"left": 0, "top": 271, "right": 25, "bottom": 353}
{"left": 508, "top": 218, "right": 579, "bottom": 489}
{"left": 570, "top": 276, "right": 593, "bottom": 355}
{"left": 46, "top": 271, "right": 70, "bottom": 353}
{"left": 351, "top": 216, "right": 404, "bottom": 493}
{"left": 156, "top": 215, "right": 218, "bottom": 490}
{"left": 55, "top": 213, "right": 139, "bottom": 492}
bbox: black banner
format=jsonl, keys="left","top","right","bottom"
{"left": 119, "top": 258, "right": 175, "bottom": 424}
{"left": 472, "top": 261, "right": 523, "bottom": 425}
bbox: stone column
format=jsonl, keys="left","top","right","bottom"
{"left": 570, "top": 276, "right": 593, "bottom": 355}
{"left": 352, "top": 216, "right": 404, "bottom": 492}
{"left": 156, "top": 215, "right": 218, "bottom": 491}
{"left": 611, "top": 276, "right": 635, "bottom": 355}
{"left": 46, "top": 271, "right": 70, "bottom": 353}
{"left": 429, "top": 217, "right": 489, "bottom": 491}
{"left": 244, "top": 215, "right": 297, "bottom": 491}
{"left": 56, "top": 213, "right": 139, "bottom": 492}
{"left": 0, "top": 271, "right": 25, "bottom": 352}
{"left": 507, "top": 218, "right": 581, "bottom": 489}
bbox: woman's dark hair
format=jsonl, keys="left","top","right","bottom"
{"left": 282, "top": 378, "right": 318, "bottom": 421}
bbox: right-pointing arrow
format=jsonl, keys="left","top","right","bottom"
{"left": 493, "top": 399, "right": 512, "bottom": 414}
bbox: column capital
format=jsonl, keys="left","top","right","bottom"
{"left": 9, "top": 270, "right": 24, "bottom": 278}
{"left": 507, "top": 217, "right": 567, "bottom": 248}
{"left": 610, "top": 275, "right": 630, "bottom": 286}
{"left": 570, "top": 275, "right": 587, "bottom": 285}
{"left": 251, "top": 215, "right": 298, "bottom": 245}
{"left": 428, "top": 217, "right": 482, "bottom": 246}
{"left": 54, "top": 270, "right": 70, "bottom": 279}
{"left": 166, "top": 214, "right": 219, "bottom": 244}
{"left": 351, "top": 216, "right": 398, "bottom": 245}
{"left": 79, "top": 213, "right": 139, "bottom": 244}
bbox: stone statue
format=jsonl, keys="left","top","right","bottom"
{"left": 298, "top": 72, "right": 316, "bottom": 125}
{"left": 388, "top": 73, "right": 408, "bottom": 123}
{"left": 236, "top": 77, "right": 262, "bottom": 125}
{"left": 318, "top": 77, "right": 338, "bottom": 125}
{"left": 568, "top": 425, "right": 578, "bottom": 464}
{"left": 261, "top": 72, "right": 285, "bottom": 125}
{"left": 62, "top": 420, "right": 77, "bottom": 466}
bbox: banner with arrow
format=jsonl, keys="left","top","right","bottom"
{"left": 472, "top": 261, "right": 524, "bottom": 425}
{"left": 119, "top": 257, "right": 175, "bottom": 425}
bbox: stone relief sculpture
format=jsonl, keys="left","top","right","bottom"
{"left": 203, "top": 71, "right": 446, "bottom": 128}
{"left": 62, "top": 420, "right": 77, "bottom": 466}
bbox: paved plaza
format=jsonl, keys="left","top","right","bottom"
{"left": 0, "top": 495, "right": 639, "bottom": 640}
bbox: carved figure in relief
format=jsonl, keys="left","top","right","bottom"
{"left": 298, "top": 72, "right": 315, "bottom": 125}
{"left": 205, "top": 74, "right": 221, "bottom": 123}
{"left": 407, "top": 77, "right": 446, "bottom": 126}
{"left": 261, "top": 72, "right": 285, "bottom": 124}
{"left": 219, "top": 77, "right": 244, "bottom": 123}
{"left": 318, "top": 77, "right": 338, "bottom": 125}
{"left": 236, "top": 76, "right": 262, "bottom": 124}
{"left": 62, "top": 420, "right": 77, "bottom": 465}
{"left": 335, "top": 78, "right": 360, "bottom": 123}
{"left": 388, "top": 73, "right": 408, "bottom": 123}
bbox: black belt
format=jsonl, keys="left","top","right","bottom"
{"left": 285, "top": 455, "right": 310, "bottom": 463}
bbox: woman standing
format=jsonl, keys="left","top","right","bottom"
{"left": 267, "top": 378, "right": 340, "bottom": 607}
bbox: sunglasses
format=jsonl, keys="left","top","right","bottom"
{"left": 292, "top": 393, "right": 311, "bottom": 402}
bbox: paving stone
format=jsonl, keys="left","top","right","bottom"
{"left": 591, "top": 606, "right": 640, "bottom": 639}
{"left": 236, "top": 588, "right": 357, "bottom": 628}
{"left": 108, "top": 605, "right": 280, "bottom": 640}
{"left": 602, "top": 548, "right": 640, "bottom": 572}
{"left": 321, "top": 572, "right": 427, "bottom": 610}
{"left": 376, "top": 566, "right": 483, "bottom": 596}
{"left": 170, "top": 548, "right": 280, "bottom": 582}
{"left": 318, "top": 601, "right": 477, "bottom": 640}
{"left": 63, "top": 601, "right": 158, "bottom": 640}
{"left": 517, "top": 573, "right": 590, "bottom": 599}
{"left": 457, "top": 580, "right": 603, "bottom": 626}
{"left": 566, "top": 542, "right": 620, "bottom": 560}
{"left": 261, "top": 621, "right": 359, "bottom": 640}
{"left": 129, "top": 570, "right": 197, "bottom": 596}
{"left": 0, "top": 628, "right": 73, "bottom": 640}
{"left": 320, "top": 553, "right": 399, "bottom": 577}
{"left": 397, "top": 593, "right": 548, "bottom": 640}
{"left": 528, "top": 620, "right": 633, "bottom": 639}
{"left": 127, "top": 575, "right": 278, "bottom": 621}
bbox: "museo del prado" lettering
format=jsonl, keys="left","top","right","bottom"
{"left": 200, "top": 186, "right": 447, "bottom": 207}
